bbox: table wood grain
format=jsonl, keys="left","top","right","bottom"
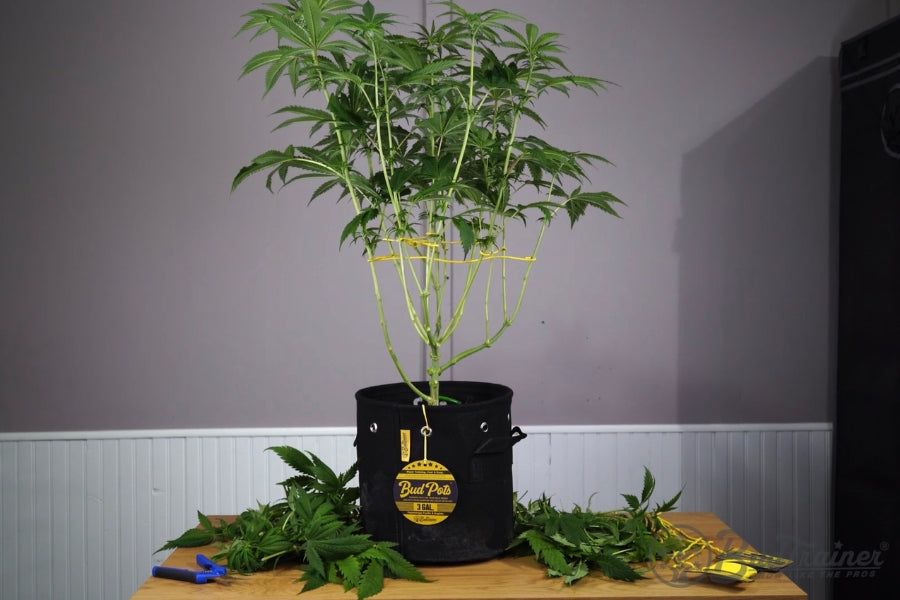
{"left": 131, "top": 512, "right": 806, "bottom": 600}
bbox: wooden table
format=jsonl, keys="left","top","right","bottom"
{"left": 131, "top": 513, "right": 806, "bottom": 599}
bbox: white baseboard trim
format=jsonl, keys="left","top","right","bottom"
{"left": 0, "top": 423, "right": 832, "bottom": 600}
{"left": 0, "top": 421, "right": 832, "bottom": 442}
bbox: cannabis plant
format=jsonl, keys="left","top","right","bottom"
{"left": 233, "top": 0, "right": 622, "bottom": 404}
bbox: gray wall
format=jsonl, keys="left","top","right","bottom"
{"left": 1, "top": 0, "right": 896, "bottom": 432}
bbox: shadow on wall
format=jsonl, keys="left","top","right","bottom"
{"left": 675, "top": 57, "right": 839, "bottom": 424}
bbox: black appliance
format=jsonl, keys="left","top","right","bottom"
{"left": 834, "top": 13, "right": 900, "bottom": 599}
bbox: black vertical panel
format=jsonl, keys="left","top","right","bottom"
{"left": 835, "top": 14, "right": 900, "bottom": 599}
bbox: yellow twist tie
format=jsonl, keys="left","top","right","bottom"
{"left": 369, "top": 238, "right": 535, "bottom": 264}
{"left": 657, "top": 515, "right": 727, "bottom": 572}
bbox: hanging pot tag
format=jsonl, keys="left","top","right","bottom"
{"left": 394, "top": 459, "right": 459, "bottom": 525}
{"left": 393, "top": 404, "right": 459, "bottom": 525}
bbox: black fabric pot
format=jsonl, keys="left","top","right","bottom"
{"left": 355, "top": 381, "right": 526, "bottom": 563}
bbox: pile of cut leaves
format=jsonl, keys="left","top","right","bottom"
{"left": 157, "top": 446, "right": 683, "bottom": 599}
{"left": 508, "top": 472, "right": 683, "bottom": 584}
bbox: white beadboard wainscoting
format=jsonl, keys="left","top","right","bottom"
{"left": 0, "top": 423, "right": 831, "bottom": 600}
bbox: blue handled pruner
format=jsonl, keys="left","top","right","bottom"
{"left": 152, "top": 554, "right": 227, "bottom": 583}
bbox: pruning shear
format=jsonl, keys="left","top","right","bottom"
{"left": 152, "top": 554, "right": 227, "bottom": 584}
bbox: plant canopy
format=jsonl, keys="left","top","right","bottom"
{"left": 233, "top": 0, "right": 623, "bottom": 404}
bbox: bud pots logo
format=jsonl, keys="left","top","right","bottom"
{"left": 393, "top": 460, "right": 459, "bottom": 525}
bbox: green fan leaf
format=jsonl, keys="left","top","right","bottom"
{"left": 520, "top": 529, "right": 572, "bottom": 576}
{"left": 373, "top": 544, "right": 430, "bottom": 582}
{"left": 300, "top": 570, "right": 329, "bottom": 593}
{"left": 655, "top": 489, "right": 683, "bottom": 514}
{"left": 451, "top": 216, "right": 475, "bottom": 257}
{"left": 621, "top": 493, "right": 641, "bottom": 512}
{"left": 337, "top": 555, "right": 363, "bottom": 589}
{"left": 357, "top": 561, "right": 385, "bottom": 600}
{"left": 155, "top": 527, "right": 215, "bottom": 552}
{"left": 267, "top": 445, "right": 315, "bottom": 475}
{"left": 563, "top": 560, "right": 590, "bottom": 585}
{"left": 640, "top": 467, "right": 655, "bottom": 504}
{"left": 304, "top": 544, "right": 327, "bottom": 579}
{"left": 594, "top": 552, "right": 644, "bottom": 582}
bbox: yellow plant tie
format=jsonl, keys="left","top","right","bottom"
{"left": 420, "top": 403, "right": 431, "bottom": 462}
{"left": 376, "top": 237, "right": 441, "bottom": 250}
{"left": 369, "top": 237, "right": 535, "bottom": 264}
{"left": 657, "top": 515, "right": 727, "bottom": 572}
{"left": 369, "top": 253, "right": 535, "bottom": 264}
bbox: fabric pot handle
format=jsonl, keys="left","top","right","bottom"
{"left": 473, "top": 426, "right": 527, "bottom": 455}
